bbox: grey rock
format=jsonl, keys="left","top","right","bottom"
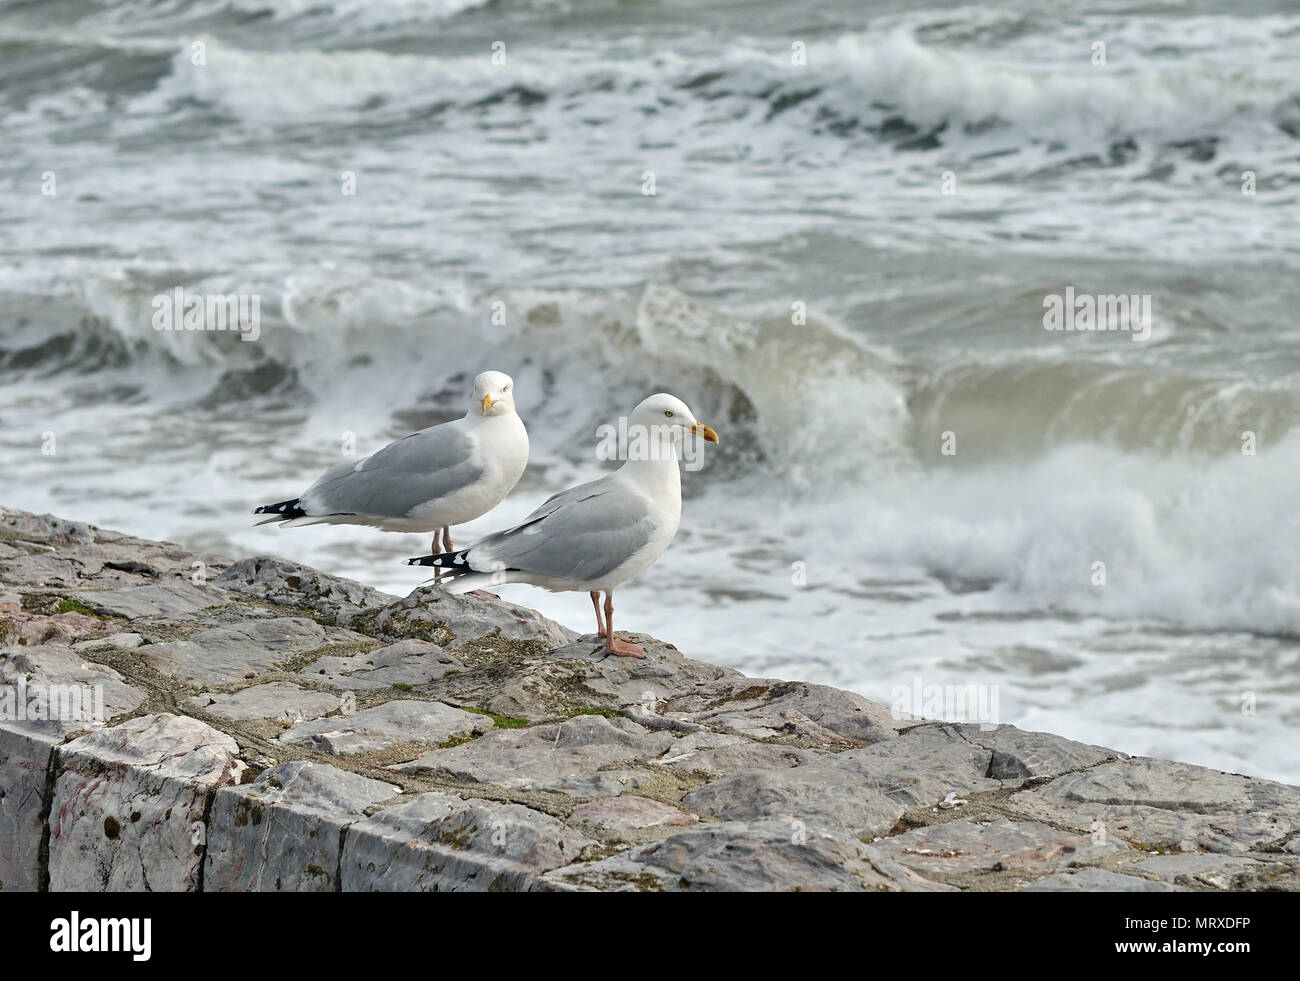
{"left": 678, "top": 724, "right": 1011, "bottom": 840}
{"left": 72, "top": 580, "right": 224, "bottom": 620}
{"left": 1234, "top": 862, "right": 1300, "bottom": 890}
{"left": 952, "top": 723, "right": 1122, "bottom": 781}
{"left": 867, "top": 817, "right": 1125, "bottom": 880}
{"left": 1008, "top": 758, "right": 1300, "bottom": 853}
{"left": 836, "top": 723, "right": 1003, "bottom": 807}
{"left": 365, "top": 587, "right": 577, "bottom": 650}
{"left": 0, "top": 645, "right": 146, "bottom": 737}
{"left": 215, "top": 557, "right": 393, "bottom": 626}
{"left": 0, "top": 726, "right": 60, "bottom": 891}
{"left": 547, "top": 635, "right": 739, "bottom": 708}
{"left": 665, "top": 676, "right": 904, "bottom": 748}
{"left": 335, "top": 635, "right": 730, "bottom": 723}
{"left": 0, "top": 602, "right": 101, "bottom": 647}
{"left": 541, "top": 766, "right": 675, "bottom": 799}
{"left": 140, "top": 617, "right": 327, "bottom": 686}
{"left": 340, "top": 792, "right": 596, "bottom": 891}
{"left": 429, "top": 655, "right": 608, "bottom": 721}
{"left": 394, "top": 714, "right": 676, "bottom": 791}
{"left": 658, "top": 737, "right": 823, "bottom": 778}
{"left": 1135, "top": 853, "right": 1272, "bottom": 889}
{"left": 683, "top": 762, "right": 906, "bottom": 839}
{"left": 433, "top": 664, "right": 580, "bottom": 721}
{"left": 380, "top": 636, "right": 724, "bottom": 724}
{"left": 205, "top": 761, "right": 399, "bottom": 892}
{"left": 0, "top": 551, "right": 84, "bottom": 588}
{"left": 48, "top": 713, "right": 245, "bottom": 891}
{"left": 569, "top": 796, "right": 699, "bottom": 832}
{"left": 73, "top": 632, "right": 145, "bottom": 652}
{"left": 300, "top": 639, "right": 463, "bottom": 691}
{"left": 279, "top": 699, "right": 493, "bottom": 755}
{"left": 544, "top": 820, "right": 952, "bottom": 892}
{"left": 0, "top": 511, "right": 227, "bottom": 588}
{"left": 187, "top": 683, "right": 345, "bottom": 723}
{"left": 0, "top": 509, "right": 97, "bottom": 546}
{"left": 1021, "top": 868, "right": 1179, "bottom": 892}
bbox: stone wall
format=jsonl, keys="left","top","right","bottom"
{"left": 2, "top": 507, "right": 1297, "bottom": 891}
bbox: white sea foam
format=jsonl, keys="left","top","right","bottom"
{"left": 4, "top": 0, "right": 1300, "bottom": 782}
{"left": 110, "top": 15, "right": 1300, "bottom": 139}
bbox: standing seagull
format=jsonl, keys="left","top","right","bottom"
{"left": 254, "top": 371, "right": 528, "bottom": 559}
{"left": 407, "top": 393, "right": 717, "bottom": 658}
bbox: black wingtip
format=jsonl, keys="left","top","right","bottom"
{"left": 254, "top": 498, "right": 307, "bottom": 520}
{"left": 408, "top": 550, "right": 469, "bottom": 568}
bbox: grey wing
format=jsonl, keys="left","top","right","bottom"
{"left": 472, "top": 478, "right": 655, "bottom": 582}
{"left": 516, "top": 476, "right": 609, "bottom": 524}
{"left": 301, "top": 424, "right": 483, "bottom": 518}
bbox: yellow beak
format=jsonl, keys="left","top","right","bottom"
{"left": 689, "top": 422, "right": 719, "bottom": 444}
{"left": 482, "top": 394, "right": 495, "bottom": 413}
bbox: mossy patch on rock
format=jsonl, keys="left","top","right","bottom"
{"left": 446, "top": 632, "right": 553, "bottom": 665}
{"left": 461, "top": 707, "right": 529, "bottom": 729}
{"left": 611, "top": 871, "right": 665, "bottom": 892}
{"left": 56, "top": 598, "right": 104, "bottom": 618}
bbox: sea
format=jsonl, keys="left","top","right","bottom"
{"left": 2, "top": 0, "right": 1298, "bottom": 782}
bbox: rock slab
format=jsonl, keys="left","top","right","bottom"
{"left": 47, "top": 713, "right": 245, "bottom": 891}
{"left": 205, "top": 761, "right": 399, "bottom": 892}
{"left": 2, "top": 507, "right": 1298, "bottom": 893}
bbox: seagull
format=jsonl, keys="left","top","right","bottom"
{"left": 253, "top": 371, "right": 528, "bottom": 560}
{"left": 407, "top": 393, "right": 718, "bottom": 658}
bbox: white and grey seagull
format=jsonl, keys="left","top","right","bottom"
{"left": 407, "top": 393, "right": 718, "bottom": 658}
{"left": 253, "top": 371, "right": 528, "bottom": 558}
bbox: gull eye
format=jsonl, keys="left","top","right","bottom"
{"left": 664, "top": 410, "right": 674, "bottom": 418}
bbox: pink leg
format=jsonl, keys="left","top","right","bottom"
{"left": 430, "top": 529, "right": 443, "bottom": 584}
{"left": 603, "top": 592, "right": 645, "bottom": 658}
{"left": 590, "top": 591, "right": 608, "bottom": 637}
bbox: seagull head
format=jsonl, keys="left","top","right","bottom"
{"left": 629, "top": 393, "right": 718, "bottom": 444}
{"left": 472, "top": 370, "right": 516, "bottom": 417}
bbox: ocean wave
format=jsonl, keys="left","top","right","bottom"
{"left": 220, "top": 0, "right": 496, "bottom": 26}
{"left": 110, "top": 20, "right": 1300, "bottom": 148}
{"left": 806, "top": 430, "right": 1300, "bottom": 636}
{"left": 0, "top": 273, "right": 913, "bottom": 480}
{"left": 8, "top": 270, "right": 1299, "bottom": 483}
{"left": 909, "top": 358, "right": 1300, "bottom": 459}
{"left": 829, "top": 27, "right": 1297, "bottom": 141}
{"left": 28, "top": 0, "right": 500, "bottom": 31}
